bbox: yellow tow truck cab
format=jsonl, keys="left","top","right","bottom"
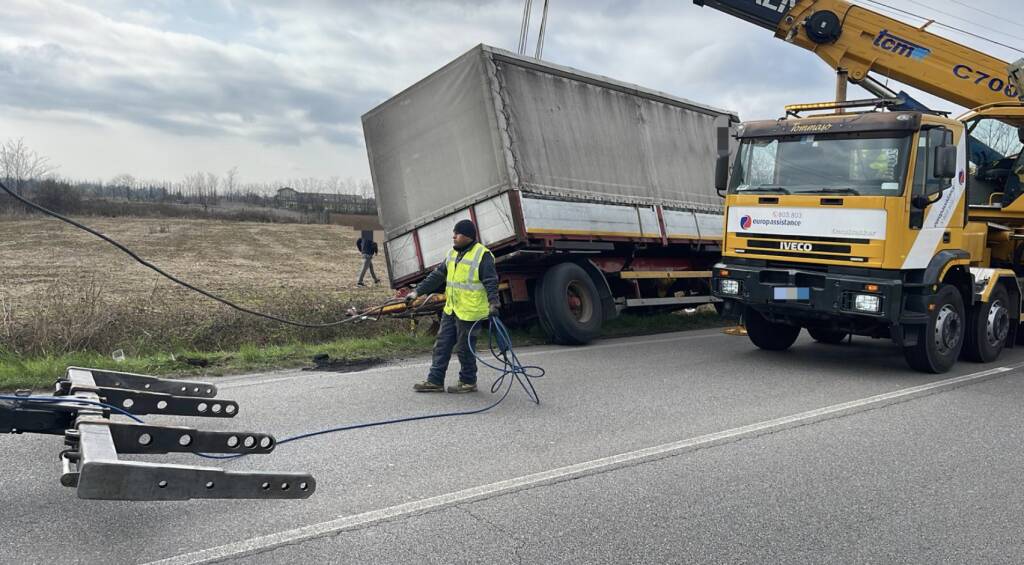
{"left": 712, "top": 101, "right": 1024, "bottom": 373}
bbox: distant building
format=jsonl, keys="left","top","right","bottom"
{"left": 274, "top": 187, "right": 376, "bottom": 214}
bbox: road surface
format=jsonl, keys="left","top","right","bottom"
{"left": 3, "top": 328, "right": 1024, "bottom": 564}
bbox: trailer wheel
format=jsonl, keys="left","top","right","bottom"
{"left": 903, "top": 284, "right": 965, "bottom": 373}
{"left": 962, "top": 285, "right": 1010, "bottom": 363}
{"left": 807, "top": 328, "right": 848, "bottom": 344}
{"left": 537, "top": 263, "right": 603, "bottom": 345}
{"left": 745, "top": 309, "right": 800, "bottom": 351}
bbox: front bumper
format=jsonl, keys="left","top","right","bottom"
{"left": 711, "top": 260, "right": 908, "bottom": 328}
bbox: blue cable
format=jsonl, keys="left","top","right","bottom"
{"left": 0, "top": 395, "right": 145, "bottom": 423}
{"left": 1, "top": 318, "right": 542, "bottom": 460}
{"left": 196, "top": 316, "right": 544, "bottom": 460}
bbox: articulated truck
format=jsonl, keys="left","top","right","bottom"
{"left": 698, "top": 0, "right": 1024, "bottom": 372}
{"left": 364, "top": 44, "right": 737, "bottom": 344}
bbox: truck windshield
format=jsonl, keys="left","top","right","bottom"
{"left": 729, "top": 133, "right": 912, "bottom": 196}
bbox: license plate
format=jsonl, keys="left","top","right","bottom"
{"left": 773, "top": 287, "right": 810, "bottom": 300}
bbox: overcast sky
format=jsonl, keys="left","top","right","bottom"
{"left": 0, "top": 0, "right": 1020, "bottom": 189}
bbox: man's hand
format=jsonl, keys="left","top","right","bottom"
{"left": 405, "top": 290, "right": 419, "bottom": 304}
{"left": 488, "top": 302, "right": 500, "bottom": 317}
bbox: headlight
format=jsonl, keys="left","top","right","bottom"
{"left": 853, "top": 293, "right": 881, "bottom": 313}
{"left": 720, "top": 279, "right": 740, "bottom": 296}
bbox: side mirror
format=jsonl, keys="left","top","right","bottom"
{"left": 933, "top": 145, "right": 957, "bottom": 180}
{"left": 912, "top": 193, "right": 943, "bottom": 209}
{"left": 714, "top": 154, "right": 730, "bottom": 194}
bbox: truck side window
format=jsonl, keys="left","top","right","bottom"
{"left": 913, "top": 127, "right": 953, "bottom": 197}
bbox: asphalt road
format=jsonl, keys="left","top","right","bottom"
{"left": 3, "top": 328, "right": 1024, "bottom": 564}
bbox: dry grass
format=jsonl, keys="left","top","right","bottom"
{"left": 0, "top": 216, "right": 394, "bottom": 355}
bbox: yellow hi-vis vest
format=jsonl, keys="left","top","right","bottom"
{"left": 444, "top": 242, "right": 492, "bottom": 321}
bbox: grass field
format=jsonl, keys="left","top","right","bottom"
{"left": 0, "top": 214, "right": 727, "bottom": 390}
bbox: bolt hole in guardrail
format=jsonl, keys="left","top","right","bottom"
{"left": 197, "top": 403, "right": 208, "bottom": 413}
{"left": 158, "top": 480, "right": 168, "bottom": 488}
{"left": 243, "top": 436, "right": 255, "bottom": 448}
{"left": 225, "top": 405, "right": 236, "bottom": 415}
{"left": 138, "top": 433, "right": 152, "bottom": 446}
{"left": 261, "top": 482, "right": 270, "bottom": 490}
{"left": 157, "top": 400, "right": 167, "bottom": 410}
{"left": 179, "top": 434, "right": 192, "bottom": 447}
{"left": 227, "top": 435, "right": 239, "bottom": 448}
{"left": 299, "top": 482, "right": 308, "bottom": 491}
{"left": 281, "top": 483, "right": 289, "bottom": 491}
{"left": 123, "top": 398, "right": 134, "bottom": 409}
{"left": 259, "top": 437, "right": 272, "bottom": 449}
{"left": 212, "top": 404, "right": 222, "bottom": 414}
{"left": 205, "top": 481, "right": 215, "bottom": 489}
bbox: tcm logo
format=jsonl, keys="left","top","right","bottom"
{"left": 739, "top": 215, "right": 753, "bottom": 230}
{"left": 873, "top": 30, "right": 931, "bottom": 60}
{"left": 780, "top": 241, "right": 813, "bottom": 252}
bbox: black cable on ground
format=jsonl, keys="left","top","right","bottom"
{"left": 0, "top": 180, "right": 395, "bottom": 328}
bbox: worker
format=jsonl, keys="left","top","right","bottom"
{"left": 356, "top": 230, "right": 380, "bottom": 287}
{"left": 405, "top": 219, "right": 499, "bottom": 393}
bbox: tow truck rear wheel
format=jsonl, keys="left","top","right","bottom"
{"left": 903, "top": 284, "right": 965, "bottom": 373}
{"left": 744, "top": 309, "right": 800, "bottom": 351}
{"left": 807, "top": 328, "right": 848, "bottom": 344}
{"left": 962, "top": 285, "right": 1010, "bottom": 363}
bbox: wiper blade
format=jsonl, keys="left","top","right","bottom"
{"left": 738, "top": 185, "right": 791, "bottom": 194}
{"left": 795, "top": 188, "right": 861, "bottom": 195}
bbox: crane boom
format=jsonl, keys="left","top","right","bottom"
{"left": 695, "top": 0, "right": 1023, "bottom": 110}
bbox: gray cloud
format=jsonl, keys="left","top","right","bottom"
{"left": 0, "top": 0, "right": 1014, "bottom": 182}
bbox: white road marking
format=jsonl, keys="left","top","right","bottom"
{"left": 146, "top": 363, "right": 1020, "bottom": 565}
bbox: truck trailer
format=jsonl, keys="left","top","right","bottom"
{"left": 363, "top": 44, "right": 738, "bottom": 344}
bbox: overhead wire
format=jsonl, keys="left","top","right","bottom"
{"left": 855, "top": 0, "right": 1024, "bottom": 56}
{"left": 940, "top": 0, "right": 1024, "bottom": 30}
{"left": 902, "top": 0, "right": 1024, "bottom": 44}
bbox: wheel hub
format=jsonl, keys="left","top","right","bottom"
{"left": 986, "top": 300, "right": 1010, "bottom": 347}
{"left": 934, "top": 304, "right": 962, "bottom": 355}
{"left": 565, "top": 282, "right": 593, "bottom": 323}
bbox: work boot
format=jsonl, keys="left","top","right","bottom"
{"left": 413, "top": 380, "right": 444, "bottom": 392}
{"left": 356, "top": 282, "right": 367, "bottom": 288}
{"left": 446, "top": 382, "right": 477, "bottom": 394}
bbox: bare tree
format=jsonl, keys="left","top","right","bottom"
{"left": 973, "top": 119, "right": 1023, "bottom": 158}
{"left": 223, "top": 166, "right": 239, "bottom": 198}
{"left": 0, "top": 138, "right": 57, "bottom": 195}
{"left": 109, "top": 174, "right": 136, "bottom": 200}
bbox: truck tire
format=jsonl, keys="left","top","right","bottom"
{"left": 903, "top": 284, "right": 965, "bottom": 373}
{"left": 807, "top": 328, "right": 848, "bottom": 344}
{"left": 533, "top": 278, "right": 556, "bottom": 339}
{"left": 537, "top": 263, "right": 603, "bottom": 345}
{"left": 745, "top": 309, "right": 800, "bottom": 351}
{"left": 962, "top": 284, "right": 1010, "bottom": 363}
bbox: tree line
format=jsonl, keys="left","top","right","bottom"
{"left": 0, "top": 138, "right": 376, "bottom": 218}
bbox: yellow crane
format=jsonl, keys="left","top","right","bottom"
{"left": 699, "top": 0, "right": 1024, "bottom": 372}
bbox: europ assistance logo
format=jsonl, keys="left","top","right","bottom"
{"left": 739, "top": 215, "right": 752, "bottom": 230}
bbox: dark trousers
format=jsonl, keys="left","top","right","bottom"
{"left": 357, "top": 254, "right": 379, "bottom": 284}
{"left": 427, "top": 313, "right": 480, "bottom": 385}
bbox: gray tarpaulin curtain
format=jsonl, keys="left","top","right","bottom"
{"left": 363, "top": 44, "right": 738, "bottom": 239}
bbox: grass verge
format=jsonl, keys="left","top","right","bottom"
{"left": 0, "top": 310, "right": 728, "bottom": 391}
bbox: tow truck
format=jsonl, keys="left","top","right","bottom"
{"left": 697, "top": 0, "right": 1024, "bottom": 372}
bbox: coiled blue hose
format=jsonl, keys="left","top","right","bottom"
{"left": 196, "top": 315, "right": 544, "bottom": 460}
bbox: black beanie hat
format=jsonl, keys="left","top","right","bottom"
{"left": 454, "top": 219, "right": 477, "bottom": 239}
